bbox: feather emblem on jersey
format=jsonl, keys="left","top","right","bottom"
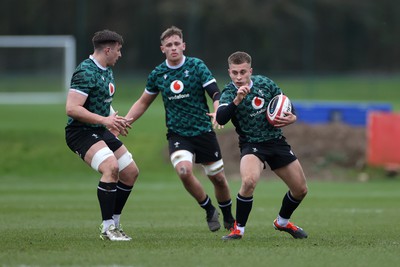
{"left": 251, "top": 96, "right": 265, "bottom": 109}
{"left": 170, "top": 80, "right": 184, "bottom": 94}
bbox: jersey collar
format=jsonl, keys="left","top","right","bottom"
{"left": 165, "top": 56, "right": 186, "bottom": 69}
{"left": 89, "top": 55, "right": 107, "bottom": 70}
{"left": 232, "top": 79, "right": 254, "bottom": 90}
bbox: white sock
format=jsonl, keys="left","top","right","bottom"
{"left": 102, "top": 219, "right": 115, "bottom": 232}
{"left": 112, "top": 214, "right": 121, "bottom": 228}
{"left": 277, "top": 215, "right": 289, "bottom": 227}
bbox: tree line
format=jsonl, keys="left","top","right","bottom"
{"left": 1, "top": 0, "right": 399, "bottom": 74}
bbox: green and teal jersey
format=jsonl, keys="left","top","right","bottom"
{"left": 146, "top": 56, "right": 215, "bottom": 137}
{"left": 67, "top": 56, "right": 116, "bottom": 128}
{"left": 219, "top": 75, "right": 283, "bottom": 143}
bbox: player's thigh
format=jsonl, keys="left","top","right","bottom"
{"left": 84, "top": 141, "right": 109, "bottom": 165}
{"left": 274, "top": 159, "right": 308, "bottom": 197}
{"left": 240, "top": 154, "right": 264, "bottom": 179}
{"left": 85, "top": 141, "right": 119, "bottom": 175}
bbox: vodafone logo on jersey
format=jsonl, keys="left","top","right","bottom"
{"left": 251, "top": 96, "right": 265, "bottom": 109}
{"left": 109, "top": 83, "right": 115, "bottom": 96}
{"left": 170, "top": 80, "right": 184, "bottom": 94}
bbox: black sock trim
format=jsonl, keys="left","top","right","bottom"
{"left": 218, "top": 199, "right": 232, "bottom": 207}
{"left": 199, "top": 195, "right": 210, "bottom": 206}
{"left": 117, "top": 181, "right": 133, "bottom": 192}
{"left": 98, "top": 182, "right": 117, "bottom": 192}
{"left": 237, "top": 193, "right": 253, "bottom": 202}
{"left": 287, "top": 191, "right": 301, "bottom": 203}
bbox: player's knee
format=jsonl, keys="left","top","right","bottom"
{"left": 210, "top": 173, "right": 226, "bottom": 186}
{"left": 91, "top": 147, "right": 116, "bottom": 172}
{"left": 292, "top": 185, "right": 308, "bottom": 200}
{"left": 298, "top": 185, "right": 308, "bottom": 199}
{"left": 171, "top": 150, "right": 194, "bottom": 179}
{"left": 208, "top": 171, "right": 228, "bottom": 188}
{"left": 119, "top": 163, "right": 139, "bottom": 186}
{"left": 177, "top": 164, "right": 193, "bottom": 180}
{"left": 98, "top": 159, "right": 119, "bottom": 182}
{"left": 241, "top": 175, "right": 257, "bottom": 193}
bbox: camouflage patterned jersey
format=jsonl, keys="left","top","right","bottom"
{"left": 219, "top": 75, "right": 283, "bottom": 143}
{"left": 146, "top": 56, "right": 215, "bottom": 137}
{"left": 66, "top": 56, "right": 116, "bottom": 128}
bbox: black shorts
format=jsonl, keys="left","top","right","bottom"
{"left": 240, "top": 137, "right": 297, "bottom": 170}
{"left": 65, "top": 126, "right": 123, "bottom": 159}
{"left": 167, "top": 131, "right": 222, "bottom": 164}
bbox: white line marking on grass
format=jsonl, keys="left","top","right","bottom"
{"left": 341, "top": 208, "right": 384, "bottom": 214}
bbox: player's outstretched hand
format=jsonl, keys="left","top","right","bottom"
{"left": 119, "top": 117, "right": 133, "bottom": 136}
{"left": 104, "top": 112, "right": 132, "bottom": 137}
{"left": 207, "top": 112, "right": 224, "bottom": 129}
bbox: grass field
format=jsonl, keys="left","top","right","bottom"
{"left": 0, "top": 75, "right": 400, "bottom": 266}
{"left": 1, "top": 176, "right": 399, "bottom": 267}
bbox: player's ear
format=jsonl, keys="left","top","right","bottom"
{"left": 160, "top": 46, "right": 164, "bottom": 53}
{"left": 182, "top": 42, "right": 186, "bottom": 51}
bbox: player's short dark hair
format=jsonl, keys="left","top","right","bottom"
{"left": 228, "top": 51, "right": 252, "bottom": 65}
{"left": 160, "top": 26, "right": 183, "bottom": 43}
{"left": 92, "top": 30, "right": 124, "bottom": 50}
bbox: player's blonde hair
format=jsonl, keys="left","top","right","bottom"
{"left": 160, "top": 26, "right": 183, "bottom": 43}
{"left": 228, "top": 51, "right": 252, "bottom": 65}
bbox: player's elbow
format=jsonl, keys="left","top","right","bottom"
{"left": 216, "top": 107, "right": 230, "bottom": 125}
{"left": 66, "top": 104, "right": 80, "bottom": 118}
{"left": 215, "top": 111, "right": 225, "bottom": 125}
{"left": 66, "top": 105, "right": 74, "bottom": 117}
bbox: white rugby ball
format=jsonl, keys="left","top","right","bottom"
{"left": 266, "top": 94, "right": 292, "bottom": 125}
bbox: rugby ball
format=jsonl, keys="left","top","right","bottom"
{"left": 266, "top": 94, "right": 292, "bottom": 125}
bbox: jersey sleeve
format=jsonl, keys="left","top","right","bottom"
{"left": 219, "top": 84, "right": 236, "bottom": 106}
{"left": 70, "top": 69, "right": 93, "bottom": 95}
{"left": 145, "top": 69, "right": 159, "bottom": 94}
{"left": 195, "top": 59, "right": 216, "bottom": 87}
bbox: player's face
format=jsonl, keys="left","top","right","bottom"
{"left": 228, "top": 63, "right": 252, "bottom": 88}
{"left": 160, "top": 35, "right": 186, "bottom": 66}
{"left": 105, "top": 43, "right": 122, "bottom": 67}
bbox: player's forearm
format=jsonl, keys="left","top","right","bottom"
{"left": 216, "top": 102, "right": 237, "bottom": 125}
{"left": 125, "top": 101, "right": 148, "bottom": 125}
{"left": 212, "top": 100, "right": 220, "bottom": 113}
{"left": 66, "top": 105, "right": 106, "bottom": 125}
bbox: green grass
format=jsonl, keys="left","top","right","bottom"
{"left": 1, "top": 73, "right": 400, "bottom": 108}
{"left": 0, "top": 102, "right": 170, "bottom": 177}
{"left": 1, "top": 75, "right": 400, "bottom": 266}
{"left": 0, "top": 176, "right": 399, "bottom": 267}
{"left": 0, "top": 74, "right": 64, "bottom": 92}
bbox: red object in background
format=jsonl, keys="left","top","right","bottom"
{"left": 367, "top": 112, "right": 400, "bottom": 167}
